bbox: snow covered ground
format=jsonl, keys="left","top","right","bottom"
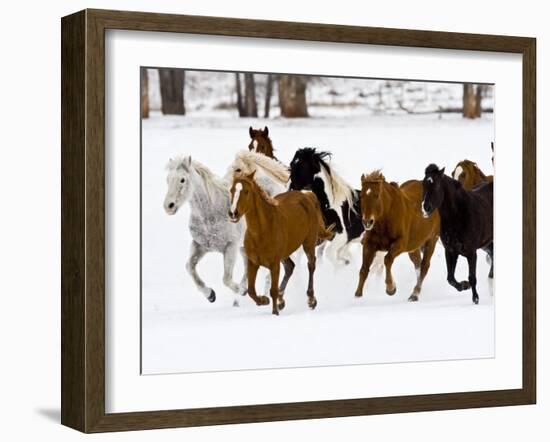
{"left": 141, "top": 112, "right": 495, "bottom": 375}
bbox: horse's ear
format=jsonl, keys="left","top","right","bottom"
{"left": 263, "top": 126, "right": 269, "bottom": 137}
{"left": 361, "top": 174, "right": 367, "bottom": 186}
{"left": 182, "top": 156, "right": 192, "bottom": 169}
{"left": 246, "top": 170, "right": 256, "bottom": 180}
{"left": 439, "top": 167, "right": 445, "bottom": 175}
{"left": 249, "top": 126, "right": 254, "bottom": 138}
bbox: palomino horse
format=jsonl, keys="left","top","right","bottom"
{"left": 164, "top": 156, "right": 245, "bottom": 306}
{"left": 228, "top": 172, "right": 333, "bottom": 315}
{"left": 248, "top": 126, "right": 277, "bottom": 159}
{"left": 422, "top": 164, "right": 493, "bottom": 304}
{"left": 289, "top": 148, "right": 362, "bottom": 266}
{"left": 228, "top": 150, "right": 289, "bottom": 197}
{"left": 452, "top": 159, "right": 493, "bottom": 190}
{"left": 355, "top": 170, "right": 440, "bottom": 302}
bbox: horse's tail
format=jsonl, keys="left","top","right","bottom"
{"left": 318, "top": 223, "right": 336, "bottom": 244}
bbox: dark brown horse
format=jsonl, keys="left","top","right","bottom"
{"left": 355, "top": 171, "right": 440, "bottom": 301}
{"left": 229, "top": 172, "right": 333, "bottom": 315}
{"left": 452, "top": 159, "right": 493, "bottom": 190}
{"left": 248, "top": 126, "right": 276, "bottom": 159}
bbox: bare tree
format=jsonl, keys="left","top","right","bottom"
{"left": 278, "top": 75, "right": 308, "bottom": 118}
{"left": 235, "top": 73, "right": 258, "bottom": 117}
{"left": 264, "top": 74, "right": 274, "bottom": 118}
{"left": 244, "top": 73, "right": 258, "bottom": 117}
{"left": 235, "top": 73, "right": 244, "bottom": 117}
{"left": 474, "top": 85, "right": 484, "bottom": 118}
{"left": 140, "top": 68, "right": 149, "bottom": 119}
{"left": 462, "top": 83, "right": 477, "bottom": 119}
{"left": 158, "top": 69, "right": 185, "bottom": 115}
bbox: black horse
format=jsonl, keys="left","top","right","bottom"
{"left": 421, "top": 164, "right": 493, "bottom": 304}
{"left": 289, "top": 148, "right": 363, "bottom": 265}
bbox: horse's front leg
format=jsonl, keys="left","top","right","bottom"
{"left": 247, "top": 260, "right": 269, "bottom": 307}
{"left": 269, "top": 263, "right": 281, "bottom": 315}
{"left": 222, "top": 242, "right": 241, "bottom": 307}
{"left": 445, "top": 249, "right": 470, "bottom": 291}
{"left": 186, "top": 241, "right": 215, "bottom": 302}
{"left": 354, "top": 244, "right": 376, "bottom": 297}
{"left": 466, "top": 252, "right": 479, "bottom": 305}
{"left": 409, "top": 236, "right": 437, "bottom": 302}
{"left": 384, "top": 240, "right": 405, "bottom": 295}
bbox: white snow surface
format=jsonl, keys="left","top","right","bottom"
{"left": 142, "top": 112, "right": 495, "bottom": 375}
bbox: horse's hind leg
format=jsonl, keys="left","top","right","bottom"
{"left": 238, "top": 247, "right": 248, "bottom": 296}
{"left": 409, "top": 237, "right": 437, "bottom": 302}
{"left": 269, "top": 263, "right": 282, "bottom": 315}
{"left": 483, "top": 242, "right": 494, "bottom": 279}
{"left": 466, "top": 252, "right": 480, "bottom": 304}
{"left": 222, "top": 242, "right": 241, "bottom": 307}
{"left": 277, "top": 258, "right": 295, "bottom": 311}
{"left": 186, "top": 241, "right": 215, "bottom": 302}
{"left": 303, "top": 242, "right": 318, "bottom": 310}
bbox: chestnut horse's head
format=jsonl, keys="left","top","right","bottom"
{"left": 360, "top": 170, "right": 386, "bottom": 231}
{"left": 452, "top": 159, "right": 487, "bottom": 190}
{"left": 228, "top": 172, "right": 256, "bottom": 223}
{"left": 422, "top": 164, "right": 446, "bottom": 218}
{"left": 248, "top": 126, "right": 274, "bottom": 157}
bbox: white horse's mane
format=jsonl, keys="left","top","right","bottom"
{"left": 319, "top": 161, "right": 356, "bottom": 211}
{"left": 167, "top": 156, "right": 228, "bottom": 200}
{"left": 233, "top": 150, "right": 289, "bottom": 184}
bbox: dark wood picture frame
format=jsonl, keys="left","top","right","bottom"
{"left": 61, "top": 8, "right": 536, "bottom": 433}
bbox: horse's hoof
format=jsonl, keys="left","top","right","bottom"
{"left": 386, "top": 286, "right": 397, "bottom": 296}
{"left": 459, "top": 281, "right": 471, "bottom": 291}
{"left": 408, "top": 294, "right": 419, "bottom": 302}
{"left": 207, "top": 290, "right": 216, "bottom": 303}
{"left": 258, "top": 296, "right": 270, "bottom": 306}
{"left": 232, "top": 300, "right": 239, "bottom": 307}
{"left": 277, "top": 298, "right": 286, "bottom": 311}
{"left": 308, "top": 297, "right": 318, "bottom": 310}
{"left": 240, "top": 289, "right": 248, "bottom": 297}
{"left": 343, "top": 259, "right": 350, "bottom": 266}
{"left": 473, "top": 296, "right": 479, "bottom": 305}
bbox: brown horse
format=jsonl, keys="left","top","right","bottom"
{"left": 248, "top": 126, "right": 276, "bottom": 159}
{"left": 355, "top": 171, "right": 440, "bottom": 302}
{"left": 452, "top": 159, "right": 493, "bottom": 190}
{"left": 229, "top": 172, "right": 333, "bottom": 315}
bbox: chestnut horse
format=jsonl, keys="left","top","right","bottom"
{"left": 229, "top": 172, "right": 333, "bottom": 315}
{"left": 248, "top": 126, "right": 277, "bottom": 159}
{"left": 452, "top": 159, "right": 493, "bottom": 190}
{"left": 355, "top": 171, "right": 440, "bottom": 302}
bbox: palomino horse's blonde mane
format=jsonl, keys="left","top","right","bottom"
{"left": 319, "top": 161, "right": 356, "bottom": 210}
{"left": 167, "top": 156, "right": 228, "bottom": 201}
{"left": 233, "top": 150, "right": 289, "bottom": 185}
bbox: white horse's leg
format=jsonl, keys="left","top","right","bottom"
{"left": 186, "top": 240, "right": 215, "bottom": 302}
{"left": 223, "top": 242, "right": 241, "bottom": 307}
{"left": 325, "top": 232, "right": 348, "bottom": 267}
{"left": 316, "top": 241, "right": 328, "bottom": 261}
{"left": 239, "top": 247, "right": 249, "bottom": 296}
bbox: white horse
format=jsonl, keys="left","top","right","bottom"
{"left": 163, "top": 156, "right": 245, "bottom": 306}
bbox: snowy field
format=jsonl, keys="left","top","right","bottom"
{"left": 141, "top": 112, "right": 495, "bottom": 375}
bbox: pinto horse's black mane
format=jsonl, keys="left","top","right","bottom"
{"left": 296, "top": 147, "right": 333, "bottom": 175}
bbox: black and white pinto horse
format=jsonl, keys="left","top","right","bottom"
{"left": 288, "top": 148, "right": 364, "bottom": 266}
{"left": 421, "top": 164, "right": 493, "bottom": 305}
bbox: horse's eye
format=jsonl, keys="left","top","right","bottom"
{"left": 180, "top": 178, "right": 185, "bottom": 183}
{"left": 235, "top": 168, "right": 241, "bottom": 173}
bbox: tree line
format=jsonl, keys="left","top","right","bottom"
{"left": 141, "top": 68, "right": 488, "bottom": 120}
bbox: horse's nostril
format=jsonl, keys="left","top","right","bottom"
{"left": 168, "top": 202, "right": 175, "bottom": 209}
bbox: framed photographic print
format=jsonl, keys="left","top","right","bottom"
{"left": 61, "top": 9, "right": 536, "bottom": 433}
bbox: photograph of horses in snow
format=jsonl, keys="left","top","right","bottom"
{"left": 141, "top": 68, "right": 494, "bottom": 375}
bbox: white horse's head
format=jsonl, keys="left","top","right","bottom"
{"left": 164, "top": 156, "right": 195, "bottom": 215}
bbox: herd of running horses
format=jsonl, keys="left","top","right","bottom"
{"left": 163, "top": 126, "right": 494, "bottom": 315}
